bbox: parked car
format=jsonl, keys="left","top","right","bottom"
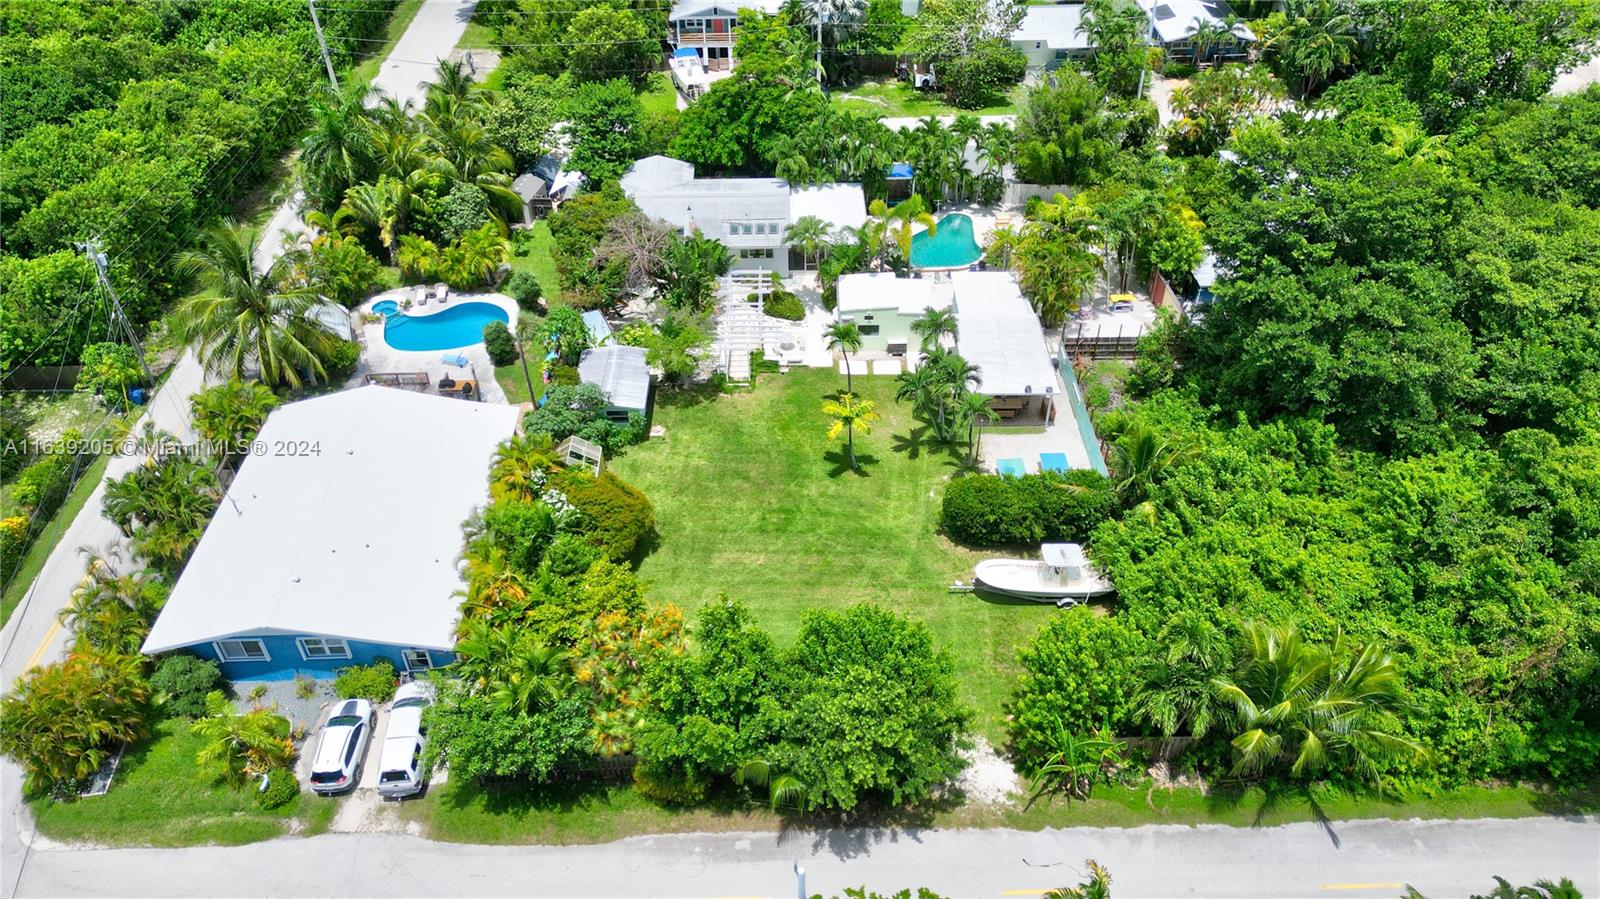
{"left": 376, "top": 681, "right": 434, "bottom": 801}
{"left": 309, "top": 698, "right": 374, "bottom": 795}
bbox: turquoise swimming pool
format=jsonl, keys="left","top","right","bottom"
{"left": 911, "top": 213, "right": 983, "bottom": 269}
{"left": 372, "top": 301, "right": 509, "bottom": 351}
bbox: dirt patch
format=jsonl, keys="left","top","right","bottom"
{"left": 954, "top": 737, "right": 1021, "bottom": 806}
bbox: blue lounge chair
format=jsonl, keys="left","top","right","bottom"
{"left": 1039, "top": 452, "right": 1068, "bottom": 473}
{"left": 997, "top": 458, "right": 1025, "bottom": 478}
{"left": 441, "top": 353, "right": 469, "bottom": 367}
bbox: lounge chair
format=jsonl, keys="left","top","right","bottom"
{"left": 415, "top": 285, "right": 429, "bottom": 306}
{"left": 1039, "top": 452, "right": 1068, "bottom": 474}
{"left": 434, "top": 283, "right": 449, "bottom": 304}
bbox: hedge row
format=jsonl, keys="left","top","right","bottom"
{"left": 940, "top": 470, "right": 1118, "bottom": 547}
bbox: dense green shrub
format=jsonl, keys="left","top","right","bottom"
{"left": 940, "top": 470, "right": 1117, "bottom": 546}
{"left": 1009, "top": 609, "right": 1147, "bottom": 762}
{"left": 483, "top": 321, "right": 519, "bottom": 366}
{"left": 75, "top": 342, "right": 144, "bottom": 405}
{"left": 423, "top": 684, "right": 593, "bottom": 784}
{"left": 150, "top": 654, "right": 224, "bottom": 719}
{"left": 256, "top": 767, "right": 300, "bottom": 809}
{"left": 430, "top": 183, "right": 491, "bottom": 244}
{"left": 504, "top": 271, "right": 544, "bottom": 310}
{"left": 758, "top": 289, "right": 805, "bottom": 321}
{"left": 9, "top": 452, "right": 73, "bottom": 518}
{"left": 334, "top": 661, "right": 397, "bottom": 703}
{"left": 551, "top": 363, "right": 580, "bottom": 386}
{"left": 317, "top": 340, "right": 361, "bottom": 384}
{"left": 554, "top": 467, "right": 656, "bottom": 560}
{"left": 525, "top": 383, "right": 645, "bottom": 454}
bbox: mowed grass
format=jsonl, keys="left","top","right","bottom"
{"left": 30, "top": 719, "right": 324, "bottom": 847}
{"left": 830, "top": 79, "right": 1025, "bottom": 118}
{"left": 638, "top": 72, "right": 680, "bottom": 117}
{"left": 610, "top": 368, "right": 1058, "bottom": 739}
{"left": 510, "top": 221, "right": 562, "bottom": 300}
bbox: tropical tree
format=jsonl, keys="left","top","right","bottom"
{"left": 1211, "top": 623, "right": 1429, "bottom": 786}
{"left": 733, "top": 758, "right": 813, "bottom": 812}
{"left": 928, "top": 349, "right": 981, "bottom": 443}
{"left": 823, "top": 392, "right": 880, "bottom": 470}
{"left": 784, "top": 215, "right": 833, "bottom": 270}
{"left": 190, "top": 379, "right": 279, "bottom": 468}
{"left": 1108, "top": 423, "right": 1194, "bottom": 505}
{"left": 340, "top": 175, "right": 427, "bottom": 264}
{"left": 170, "top": 222, "right": 336, "bottom": 388}
{"left": 452, "top": 622, "right": 569, "bottom": 714}
{"left": 1264, "top": 0, "right": 1357, "bottom": 98}
{"left": 299, "top": 84, "right": 377, "bottom": 210}
{"left": 439, "top": 223, "right": 510, "bottom": 288}
{"left": 953, "top": 390, "right": 994, "bottom": 464}
{"left": 0, "top": 649, "right": 151, "bottom": 790}
{"left": 825, "top": 320, "right": 864, "bottom": 393}
{"left": 190, "top": 691, "right": 295, "bottom": 786}
{"left": 1134, "top": 611, "right": 1229, "bottom": 739}
{"left": 658, "top": 234, "right": 732, "bottom": 314}
{"left": 396, "top": 234, "right": 440, "bottom": 281}
{"left": 1045, "top": 860, "right": 1113, "bottom": 899}
{"left": 57, "top": 544, "right": 167, "bottom": 656}
{"left": 1026, "top": 726, "right": 1126, "bottom": 802}
{"left": 488, "top": 433, "right": 557, "bottom": 503}
{"left": 910, "top": 306, "right": 958, "bottom": 354}
{"left": 869, "top": 195, "right": 937, "bottom": 260}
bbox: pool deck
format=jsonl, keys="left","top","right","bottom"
{"left": 353, "top": 291, "right": 520, "bottom": 407}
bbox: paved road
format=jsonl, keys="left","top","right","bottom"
{"left": 9, "top": 816, "right": 1599, "bottom": 898}
{"left": 1552, "top": 51, "right": 1600, "bottom": 96}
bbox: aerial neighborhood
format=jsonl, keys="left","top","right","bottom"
{"left": 1, "top": 0, "right": 1598, "bottom": 895}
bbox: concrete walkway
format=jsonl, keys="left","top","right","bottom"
{"left": 8, "top": 816, "right": 1598, "bottom": 898}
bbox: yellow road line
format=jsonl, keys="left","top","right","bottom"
{"left": 1320, "top": 884, "right": 1404, "bottom": 891}
{"left": 23, "top": 618, "right": 63, "bottom": 671}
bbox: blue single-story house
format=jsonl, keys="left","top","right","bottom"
{"left": 140, "top": 386, "right": 521, "bottom": 680}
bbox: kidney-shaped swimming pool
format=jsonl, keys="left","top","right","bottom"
{"left": 371, "top": 301, "right": 510, "bottom": 352}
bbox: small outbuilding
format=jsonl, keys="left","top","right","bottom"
{"left": 140, "top": 386, "right": 521, "bottom": 680}
{"left": 578, "top": 344, "right": 652, "bottom": 421}
{"left": 835, "top": 272, "right": 949, "bottom": 356}
{"left": 512, "top": 172, "right": 552, "bottom": 225}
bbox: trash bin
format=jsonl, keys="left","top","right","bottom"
{"left": 129, "top": 388, "right": 147, "bottom": 405}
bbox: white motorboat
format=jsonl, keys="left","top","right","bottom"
{"left": 972, "top": 543, "right": 1114, "bottom": 606}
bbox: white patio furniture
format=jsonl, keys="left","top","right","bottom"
{"left": 415, "top": 285, "right": 429, "bottom": 306}
{"left": 434, "top": 283, "right": 449, "bottom": 304}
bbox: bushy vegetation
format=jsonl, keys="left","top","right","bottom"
{"left": 759, "top": 289, "right": 805, "bottom": 322}
{"left": 150, "top": 655, "right": 224, "bottom": 720}
{"left": 552, "top": 468, "right": 656, "bottom": 561}
{"left": 524, "top": 383, "right": 646, "bottom": 455}
{"left": 941, "top": 471, "right": 1118, "bottom": 547}
{"left": 334, "top": 661, "right": 397, "bottom": 703}
{"left": 483, "top": 321, "right": 519, "bottom": 367}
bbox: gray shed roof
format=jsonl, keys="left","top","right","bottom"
{"left": 512, "top": 173, "right": 549, "bottom": 201}
{"left": 579, "top": 345, "right": 651, "bottom": 413}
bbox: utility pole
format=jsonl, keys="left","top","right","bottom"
{"left": 815, "top": 0, "right": 824, "bottom": 87}
{"left": 79, "top": 240, "right": 155, "bottom": 387}
{"left": 308, "top": 0, "right": 340, "bottom": 91}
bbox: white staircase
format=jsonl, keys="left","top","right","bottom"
{"left": 714, "top": 270, "right": 775, "bottom": 384}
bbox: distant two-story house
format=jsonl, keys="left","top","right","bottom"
{"left": 620, "top": 155, "right": 868, "bottom": 276}
{"left": 667, "top": 0, "right": 785, "bottom": 70}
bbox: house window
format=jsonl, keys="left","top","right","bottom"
{"left": 859, "top": 324, "right": 881, "bottom": 336}
{"left": 215, "top": 639, "right": 269, "bottom": 662}
{"left": 402, "top": 649, "right": 433, "bottom": 671}
{"left": 297, "top": 637, "right": 351, "bottom": 660}
{"left": 741, "top": 223, "right": 753, "bottom": 235}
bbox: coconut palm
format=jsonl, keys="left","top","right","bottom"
{"left": 1135, "top": 611, "right": 1230, "bottom": 739}
{"left": 929, "top": 350, "right": 982, "bottom": 442}
{"left": 734, "top": 759, "right": 813, "bottom": 812}
{"left": 340, "top": 175, "right": 426, "bottom": 265}
{"left": 170, "top": 222, "right": 336, "bottom": 387}
{"left": 823, "top": 392, "right": 879, "bottom": 470}
{"left": 1045, "top": 860, "right": 1113, "bottom": 899}
{"left": 783, "top": 215, "right": 833, "bottom": 270}
{"left": 190, "top": 691, "right": 294, "bottom": 786}
{"left": 1109, "top": 424, "right": 1196, "bottom": 504}
{"left": 1212, "top": 623, "right": 1429, "bottom": 785}
{"left": 868, "top": 195, "right": 936, "bottom": 261}
{"left": 825, "top": 320, "right": 863, "bottom": 392}
{"left": 910, "top": 306, "right": 958, "bottom": 354}
{"left": 1383, "top": 122, "right": 1453, "bottom": 166}
{"left": 954, "top": 390, "right": 994, "bottom": 463}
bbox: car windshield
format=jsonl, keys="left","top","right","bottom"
{"left": 310, "top": 770, "right": 344, "bottom": 783}
{"left": 326, "top": 715, "right": 362, "bottom": 728}
{"left": 392, "top": 698, "right": 428, "bottom": 710}
{"left": 379, "top": 770, "right": 409, "bottom": 783}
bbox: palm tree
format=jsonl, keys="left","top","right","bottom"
{"left": 299, "top": 84, "right": 377, "bottom": 210}
{"left": 1383, "top": 122, "right": 1453, "bottom": 166}
{"left": 910, "top": 306, "right": 958, "bottom": 354}
{"left": 1045, "top": 860, "right": 1113, "bottom": 899}
{"left": 441, "top": 224, "right": 510, "bottom": 289}
{"left": 823, "top": 392, "right": 880, "bottom": 470}
{"left": 825, "top": 320, "right": 863, "bottom": 393}
{"left": 954, "top": 390, "right": 994, "bottom": 464}
{"left": 868, "top": 195, "right": 936, "bottom": 261}
{"left": 1109, "top": 424, "right": 1195, "bottom": 504}
{"left": 1266, "top": 0, "right": 1357, "bottom": 97}
{"left": 340, "top": 175, "right": 425, "bottom": 264}
{"left": 59, "top": 544, "right": 166, "bottom": 655}
{"left": 1212, "top": 623, "right": 1429, "bottom": 786}
{"left": 453, "top": 626, "right": 570, "bottom": 714}
{"left": 783, "top": 215, "right": 832, "bottom": 270}
{"left": 488, "top": 433, "right": 556, "bottom": 503}
{"left": 1135, "top": 611, "right": 1229, "bottom": 740}
{"left": 190, "top": 691, "right": 294, "bottom": 786}
{"left": 190, "top": 379, "right": 279, "bottom": 467}
{"left": 170, "top": 222, "right": 334, "bottom": 388}
{"left": 1407, "top": 877, "right": 1585, "bottom": 899}
{"left": 929, "top": 350, "right": 981, "bottom": 443}
{"left": 396, "top": 234, "right": 440, "bottom": 281}
{"left": 734, "top": 759, "right": 812, "bottom": 812}
{"left": 1026, "top": 726, "right": 1125, "bottom": 802}
{"left": 894, "top": 364, "right": 940, "bottom": 423}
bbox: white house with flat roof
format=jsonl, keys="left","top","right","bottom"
{"left": 621, "top": 155, "right": 868, "bottom": 275}
{"left": 1138, "top": 0, "right": 1254, "bottom": 61}
{"left": 952, "top": 271, "right": 1060, "bottom": 420}
{"left": 1010, "top": 4, "right": 1094, "bottom": 70}
{"left": 141, "top": 386, "right": 521, "bottom": 680}
{"left": 835, "top": 272, "right": 951, "bottom": 356}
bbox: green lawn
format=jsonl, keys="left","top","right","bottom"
{"left": 638, "top": 72, "right": 680, "bottom": 117}
{"left": 495, "top": 357, "right": 544, "bottom": 407}
{"left": 609, "top": 368, "right": 1058, "bottom": 740}
{"left": 31, "top": 720, "right": 330, "bottom": 847}
{"left": 0, "top": 452, "right": 112, "bottom": 627}
{"left": 458, "top": 8, "right": 497, "bottom": 53}
{"left": 510, "top": 222, "right": 562, "bottom": 300}
{"left": 830, "top": 80, "right": 1025, "bottom": 118}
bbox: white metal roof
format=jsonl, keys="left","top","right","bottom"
{"left": 836, "top": 272, "right": 950, "bottom": 316}
{"left": 951, "top": 271, "right": 1060, "bottom": 397}
{"left": 141, "top": 387, "right": 520, "bottom": 654}
{"left": 578, "top": 345, "right": 651, "bottom": 413}
{"left": 669, "top": 0, "right": 783, "bottom": 21}
{"left": 1139, "top": 0, "right": 1255, "bottom": 44}
{"left": 790, "top": 184, "right": 869, "bottom": 234}
{"left": 1011, "top": 5, "right": 1091, "bottom": 51}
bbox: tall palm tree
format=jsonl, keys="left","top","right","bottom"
{"left": 170, "top": 222, "right": 334, "bottom": 388}
{"left": 340, "top": 176, "right": 421, "bottom": 265}
{"left": 868, "top": 195, "right": 936, "bottom": 261}
{"left": 783, "top": 215, "right": 832, "bottom": 270}
{"left": 1212, "top": 623, "right": 1428, "bottom": 786}
{"left": 822, "top": 392, "right": 879, "bottom": 470}
{"left": 300, "top": 84, "right": 378, "bottom": 210}
{"left": 894, "top": 364, "right": 940, "bottom": 423}
{"left": 1135, "top": 611, "right": 1229, "bottom": 739}
{"left": 954, "top": 390, "right": 994, "bottom": 464}
{"left": 825, "top": 320, "right": 863, "bottom": 393}
{"left": 1266, "top": 0, "right": 1357, "bottom": 98}
{"left": 929, "top": 350, "right": 982, "bottom": 443}
{"left": 910, "top": 306, "right": 958, "bottom": 354}
{"left": 190, "top": 691, "right": 293, "bottom": 785}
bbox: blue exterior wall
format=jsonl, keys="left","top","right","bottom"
{"left": 180, "top": 635, "right": 455, "bottom": 681}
